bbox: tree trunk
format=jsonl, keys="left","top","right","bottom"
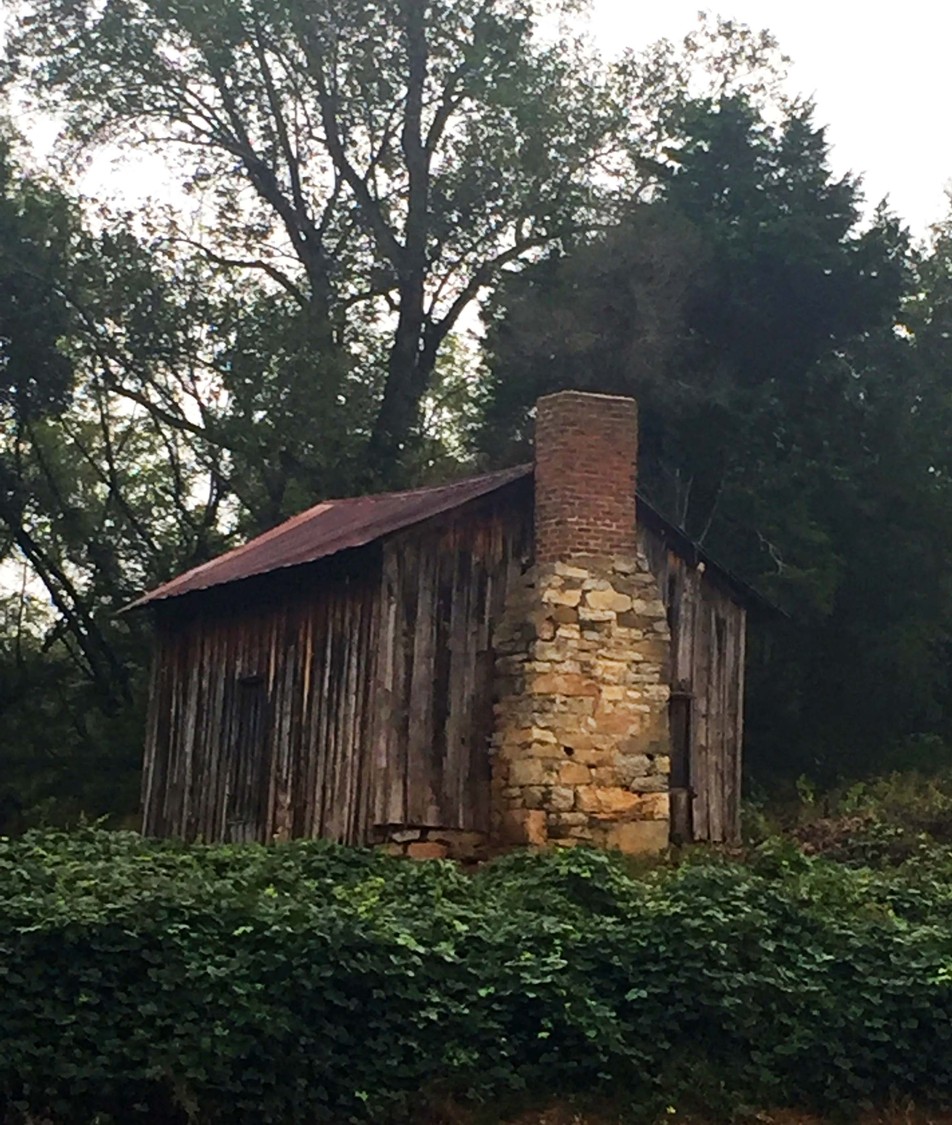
{"left": 366, "top": 280, "right": 431, "bottom": 486}
{"left": 365, "top": 0, "right": 432, "bottom": 486}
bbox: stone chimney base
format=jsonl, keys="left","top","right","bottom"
{"left": 491, "top": 553, "right": 671, "bottom": 854}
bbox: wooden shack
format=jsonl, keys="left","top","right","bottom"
{"left": 134, "top": 392, "right": 758, "bottom": 855}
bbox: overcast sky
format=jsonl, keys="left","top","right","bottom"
{"left": 70, "top": 2, "right": 949, "bottom": 240}
{"left": 586, "top": 1, "right": 950, "bottom": 237}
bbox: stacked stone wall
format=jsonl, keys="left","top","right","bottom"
{"left": 491, "top": 554, "right": 671, "bottom": 853}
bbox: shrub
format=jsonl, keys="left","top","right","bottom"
{"left": 3, "top": 830, "right": 952, "bottom": 1122}
{"left": 762, "top": 768, "right": 952, "bottom": 865}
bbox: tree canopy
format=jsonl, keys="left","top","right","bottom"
{"left": 478, "top": 91, "right": 952, "bottom": 778}
{"left": 9, "top": 0, "right": 659, "bottom": 484}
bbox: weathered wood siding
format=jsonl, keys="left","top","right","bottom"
{"left": 142, "top": 484, "right": 531, "bottom": 845}
{"left": 142, "top": 559, "right": 380, "bottom": 844}
{"left": 372, "top": 496, "right": 530, "bottom": 832}
{"left": 641, "top": 526, "right": 746, "bottom": 843}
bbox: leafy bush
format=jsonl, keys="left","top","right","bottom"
{"left": 3, "top": 830, "right": 952, "bottom": 1123}
{"left": 752, "top": 768, "right": 952, "bottom": 865}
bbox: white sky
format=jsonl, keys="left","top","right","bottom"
{"left": 587, "top": 1, "right": 951, "bottom": 237}
{"left": 28, "top": 0, "right": 945, "bottom": 242}
{"left": 73, "top": 2, "right": 949, "bottom": 239}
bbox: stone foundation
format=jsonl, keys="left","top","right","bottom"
{"left": 490, "top": 554, "right": 671, "bottom": 854}
{"left": 373, "top": 826, "right": 490, "bottom": 861}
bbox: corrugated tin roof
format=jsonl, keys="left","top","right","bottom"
{"left": 127, "top": 464, "right": 532, "bottom": 609}
{"left": 130, "top": 463, "right": 771, "bottom": 612}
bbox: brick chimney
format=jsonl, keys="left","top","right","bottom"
{"left": 490, "top": 390, "right": 672, "bottom": 855}
{"left": 534, "top": 390, "right": 638, "bottom": 563}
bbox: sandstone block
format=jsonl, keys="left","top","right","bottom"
{"left": 593, "top": 659, "right": 630, "bottom": 684}
{"left": 576, "top": 786, "right": 641, "bottom": 816}
{"left": 564, "top": 748, "right": 607, "bottom": 767}
{"left": 577, "top": 607, "right": 615, "bottom": 623}
{"left": 500, "top": 808, "right": 547, "bottom": 846}
{"left": 547, "top": 785, "right": 576, "bottom": 811}
{"left": 600, "top": 685, "right": 627, "bottom": 701}
{"left": 407, "top": 841, "right": 449, "bottom": 859}
{"left": 522, "top": 786, "right": 546, "bottom": 809}
{"left": 585, "top": 588, "right": 633, "bottom": 613}
{"left": 558, "top": 761, "right": 593, "bottom": 786}
{"left": 389, "top": 827, "right": 423, "bottom": 843}
{"left": 528, "top": 742, "right": 573, "bottom": 760}
{"left": 498, "top": 727, "right": 534, "bottom": 747}
{"left": 547, "top": 811, "right": 588, "bottom": 827}
{"left": 604, "top": 820, "right": 669, "bottom": 854}
{"left": 509, "top": 758, "right": 556, "bottom": 787}
{"left": 629, "top": 791, "right": 670, "bottom": 819}
{"left": 541, "top": 586, "right": 582, "bottom": 607}
{"left": 533, "top": 617, "right": 556, "bottom": 642}
{"left": 624, "top": 774, "right": 667, "bottom": 793}
{"left": 595, "top": 711, "right": 638, "bottom": 736}
{"left": 616, "top": 752, "right": 651, "bottom": 778}
{"left": 615, "top": 611, "right": 648, "bottom": 630}
{"left": 581, "top": 577, "right": 611, "bottom": 591}
{"left": 529, "top": 672, "right": 599, "bottom": 697}
{"left": 554, "top": 561, "right": 590, "bottom": 579}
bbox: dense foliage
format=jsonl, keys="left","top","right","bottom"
{"left": 4, "top": 830, "right": 952, "bottom": 1122}
{"left": 478, "top": 92, "right": 952, "bottom": 781}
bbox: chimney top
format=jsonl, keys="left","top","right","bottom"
{"left": 533, "top": 390, "right": 638, "bottom": 564}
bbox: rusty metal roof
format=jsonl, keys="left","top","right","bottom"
{"left": 128, "top": 465, "right": 532, "bottom": 609}
{"left": 130, "top": 462, "right": 770, "bottom": 612}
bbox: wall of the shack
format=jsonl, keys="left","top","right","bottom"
{"left": 141, "top": 558, "right": 380, "bottom": 845}
{"left": 142, "top": 485, "right": 532, "bottom": 846}
{"left": 371, "top": 493, "right": 531, "bottom": 835}
{"left": 640, "top": 528, "right": 746, "bottom": 843}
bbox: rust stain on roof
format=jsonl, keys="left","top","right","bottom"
{"left": 128, "top": 465, "right": 532, "bottom": 609}
{"left": 130, "top": 462, "right": 771, "bottom": 613}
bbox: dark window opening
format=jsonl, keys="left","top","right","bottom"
{"left": 669, "top": 691, "right": 692, "bottom": 790}
{"left": 668, "top": 690, "right": 693, "bottom": 845}
{"left": 225, "top": 674, "right": 271, "bottom": 842}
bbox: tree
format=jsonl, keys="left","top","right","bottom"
{"left": 477, "top": 93, "right": 952, "bottom": 779}
{"left": 0, "top": 132, "right": 235, "bottom": 821}
{"left": 479, "top": 95, "right": 907, "bottom": 537}
{"left": 7, "top": 0, "right": 654, "bottom": 483}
